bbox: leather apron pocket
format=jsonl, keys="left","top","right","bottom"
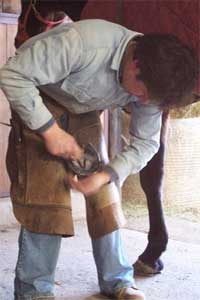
{"left": 23, "top": 128, "right": 71, "bottom": 207}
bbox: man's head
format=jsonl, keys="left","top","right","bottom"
{"left": 121, "top": 34, "right": 199, "bottom": 108}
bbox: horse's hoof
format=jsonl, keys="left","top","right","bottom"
{"left": 133, "top": 258, "right": 164, "bottom": 276}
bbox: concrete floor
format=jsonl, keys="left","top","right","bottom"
{"left": 0, "top": 219, "right": 200, "bottom": 300}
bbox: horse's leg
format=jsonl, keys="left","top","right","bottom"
{"left": 134, "top": 111, "right": 169, "bottom": 275}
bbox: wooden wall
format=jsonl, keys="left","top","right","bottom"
{"left": 0, "top": 0, "right": 21, "bottom": 14}
{"left": 0, "top": 0, "right": 21, "bottom": 197}
{"left": 0, "top": 0, "right": 88, "bottom": 197}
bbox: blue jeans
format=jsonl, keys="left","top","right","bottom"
{"left": 14, "top": 228, "right": 134, "bottom": 300}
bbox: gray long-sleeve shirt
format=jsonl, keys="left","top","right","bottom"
{"left": 0, "top": 19, "right": 162, "bottom": 184}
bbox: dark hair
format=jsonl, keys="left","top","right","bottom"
{"left": 133, "top": 34, "right": 199, "bottom": 108}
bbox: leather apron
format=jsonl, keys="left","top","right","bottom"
{"left": 6, "top": 92, "right": 125, "bottom": 238}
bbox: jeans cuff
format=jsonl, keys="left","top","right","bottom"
{"left": 14, "top": 292, "right": 54, "bottom": 300}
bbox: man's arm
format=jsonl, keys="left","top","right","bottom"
{"left": 108, "top": 101, "right": 162, "bottom": 184}
{"left": 0, "top": 27, "right": 84, "bottom": 159}
{"left": 0, "top": 27, "right": 83, "bottom": 130}
{"left": 69, "top": 102, "right": 162, "bottom": 195}
{"left": 41, "top": 122, "right": 83, "bottom": 160}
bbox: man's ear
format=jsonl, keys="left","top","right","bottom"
{"left": 130, "top": 59, "right": 141, "bottom": 76}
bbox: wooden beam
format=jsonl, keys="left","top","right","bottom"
{"left": 108, "top": 0, "right": 123, "bottom": 159}
{"left": 7, "top": 23, "right": 17, "bottom": 57}
{"left": 0, "top": 12, "right": 19, "bottom": 24}
{"left": 0, "top": 23, "right": 11, "bottom": 196}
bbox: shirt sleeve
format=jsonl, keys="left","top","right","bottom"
{"left": 107, "top": 101, "right": 162, "bottom": 185}
{"left": 0, "top": 27, "right": 83, "bottom": 130}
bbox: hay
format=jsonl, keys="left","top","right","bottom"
{"left": 164, "top": 117, "right": 200, "bottom": 208}
{"left": 170, "top": 100, "right": 200, "bottom": 119}
{"left": 121, "top": 111, "right": 200, "bottom": 209}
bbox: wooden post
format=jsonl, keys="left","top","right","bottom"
{"left": 108, "top": 0, "right": 124, "bottom": 159}
{"left": 0, "top": 0, "right": 20, "bottom": 197}
{"left": 108, "top": 107, "right": 122, "bottom": 160}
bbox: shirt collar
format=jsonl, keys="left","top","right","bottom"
{"left": 110, "top": 32, "right": 142, "bottom": 82}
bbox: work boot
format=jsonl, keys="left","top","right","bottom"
{"left": 109, "top": 287, "right": 145, "bottom": 300}
{"left": 33, "top": 296, "right": 55, "bottom": 300}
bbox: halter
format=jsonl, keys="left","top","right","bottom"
{"left": 16, "top": 0, "right": 73, "bottom": 45}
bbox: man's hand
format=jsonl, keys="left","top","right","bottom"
{"left": 68, "top": 171, "right": 111, "bottom": 196}
{"left": 40, "top": 122, "right": 83, "bottom": 160}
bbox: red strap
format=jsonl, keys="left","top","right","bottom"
{"left": 31, "top": 1, "right": 72, "bottom": 31}
{"left": 45, "top": 16, "right": 73, "bottom": 31}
